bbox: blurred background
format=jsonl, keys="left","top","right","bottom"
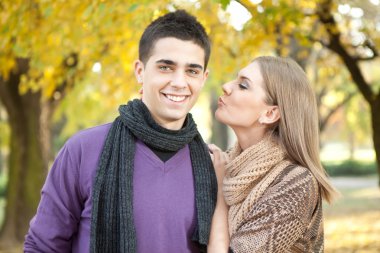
{"left": 0, "top": 0, "right": 379, "bottom": 252}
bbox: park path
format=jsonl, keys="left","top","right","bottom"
{"left": 330, "top": 176, "right": 378, "bottom": 189}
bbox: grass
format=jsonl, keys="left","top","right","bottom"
{"left": 324, "top": 177, "right": 380, "bottom": 253}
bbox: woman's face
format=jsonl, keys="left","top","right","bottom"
{"left": 215, "top": 61, "right": 271, "bottom": 129}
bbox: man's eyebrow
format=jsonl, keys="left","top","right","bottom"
{"left": 155, "top": 59, "right": 204, "bottom": 71}
{"left": 156, "top": 59, "right": 176, "bottom": 65}
{"left": 188, "top": 63, "right": 203, "bottom": 70}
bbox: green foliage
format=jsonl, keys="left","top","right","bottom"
{"left": 218, "top": 0, "right": 231, "bottom": 9}
{"left": 0, "top": 0, "right": 165, "bottom": 99}
{"left": 344, "top": 93, "right": 371, "bottom": 144}
{"left": 0, "top": 121, "right": 9, "bottom": 149}
{"left": 324, "top": 160, "right": 377, "bottom": 177}
{"left": 0, "top": 172, "right": 7, "bottom": 198}
{"left": 0, "top": 106, "right": 9, "bottom": 175}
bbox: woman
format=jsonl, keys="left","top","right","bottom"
{"left": 207, "top": 56, "right": 338, "bottom": 253}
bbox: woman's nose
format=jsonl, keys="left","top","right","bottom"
{"left": 222, "top": 82, "right": 232, "bottom": 95}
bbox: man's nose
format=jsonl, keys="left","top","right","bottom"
{"left": 171, "top": 71, "right": 188, "bottom": 89}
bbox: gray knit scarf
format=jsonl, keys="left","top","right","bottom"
{"left": 90, "top": 99, "right": 217, "bottom": 253}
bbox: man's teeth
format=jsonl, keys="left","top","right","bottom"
{"left": 166, "top": 94, "right": 186, "bottom": 102}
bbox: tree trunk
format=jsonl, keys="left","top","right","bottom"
{"left": 317, "top": 0, "right": 380, "bottom": 185}
{"left": 371, "top": 99, "right": 380, "bottom": 186}
{"left": 0, "top": 59, "right": 51, "bottom": 247}
{"left": 210, "top": 91, "right": 229, "bottom": 150}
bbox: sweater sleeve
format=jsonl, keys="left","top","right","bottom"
{"left": 229, "top": 166, "right": 319, "bottom": 253}
{"left": 24, "top": 141, "right": 83, "bottom": 253}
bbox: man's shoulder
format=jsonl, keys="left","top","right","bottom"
{"left": 65, "top": 123, "right": 113, "bottom": 150}
{"left": 73, "top": 122, "right": 112, "bottom": 138}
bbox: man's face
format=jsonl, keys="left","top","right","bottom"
{"left": 135, "top": 37, "right": 209, "bottom": 130}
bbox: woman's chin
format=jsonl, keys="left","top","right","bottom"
{"left": 214, "top": 110, "right": 223, "bottom": 122}
{"left": 215, "top": 112, "right": 229, "bottom": 126}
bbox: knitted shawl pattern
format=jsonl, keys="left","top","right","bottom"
{"left": 223, "top": 136, "right": 291, "bottom": 235}
{"left": 224, "top": 136, "right": 324, "bottom": 252}
{"left": 90, "top": 99, "right": 217, "bottom": 253}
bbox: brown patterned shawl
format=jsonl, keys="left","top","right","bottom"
{"left": 223, "top": 136, "right": 324, "bottom": 252}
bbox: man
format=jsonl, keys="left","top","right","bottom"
{"left": 24, "top": 10, "right": 217, "bottom": 253}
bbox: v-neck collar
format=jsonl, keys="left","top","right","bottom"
{"left": 135, "top": 139, "right": 189, "bottom": 167}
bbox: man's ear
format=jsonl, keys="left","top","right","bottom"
{"left": 134, "top": 60, "right": 144, "bottom": 84}
{"left": 259, "top": 106, "right": 280, "bottom": 125}
{"left": 201, "top": 69, "right": 209, "bottom": 88}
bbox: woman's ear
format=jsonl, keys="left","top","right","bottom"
{"left": 259, "top": 106, "right": 280, "bottom": 125}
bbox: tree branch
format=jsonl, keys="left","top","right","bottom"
{"left": 320, "top": 92, "right": 356, "bottom": 132}
{"left": 316, "top": 87, "right": 328, "bottom": 108}
{"left": 353, "top": 39, "right": 379, "bottom": 61}
{"left": 46, "top": 52, "right": 79, "bottom": 109}
{"left": 316, "top": 0, "right": 375, "bottom": 104}
{"left": 0, "top": 58, "right": 30, "bottom": 121}
{"left": 222, "top": 45, "right": 237, "bottom": 58}
{"left": 364, "top": 39, "right": 379, "bottom": 57}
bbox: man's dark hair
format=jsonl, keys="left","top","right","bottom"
{"left": 139, "top": 10, "right": 211, "bottom": 69}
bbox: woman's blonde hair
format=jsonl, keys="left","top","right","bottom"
{"left": 255, "top": 56, "right": 338, "bottom": 203}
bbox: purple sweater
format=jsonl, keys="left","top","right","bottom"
{"left": 24, "top": 123, "right": 199, "bottom": 253}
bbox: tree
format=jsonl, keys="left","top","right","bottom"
{"left": 316, "top": 0, "right": 380, "bottom": 184}
{"left": 0, "top": 102, "right": 9, "bottom": 178}
{"left": 0, "top": 0, "right": 168, "bottom": 245}
{"left": 223, "top": 0, "right": 380, "bottom": 184}
{"left": 194, "top": 1, "right": 245, "bottom": 150}
{"left": 0, "top": 0, "right": 242, "bottom": 246}
{"left": 308, "top": 49, "right": 357, "bottom": 135}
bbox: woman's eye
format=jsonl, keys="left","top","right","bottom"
{"left": 239, "top": 83, "right": 248, "bottom": 89}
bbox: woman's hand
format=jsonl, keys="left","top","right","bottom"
{"left": 208, "top": 144, "right": 228, "bottom": 188}
{"left": 208, "top": 144, "right": 230, "bottom": 253}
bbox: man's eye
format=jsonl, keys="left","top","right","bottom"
{"left": 188, "top": 69, "right": 199, "bottom": 75}
{"left": 159, "top": 66, "right": 171, "bottom": 71}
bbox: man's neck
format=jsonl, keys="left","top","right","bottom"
{"left": 159, "top": 119, "right": 185, "bottom": 130}
{"left": 147, "top": 144, "right": 178, "bottom": 162}
{"left": 152, "top": 116, "right": 186, "bottom": 130}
